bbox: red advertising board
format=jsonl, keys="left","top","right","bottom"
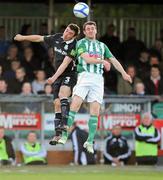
{"left": 153, "top": 119, "right": 163, "bottom": 156}
{"left": 0, "top": 113, "right": 41, "bottom": 130}
{"left": 98, "top": 114, "right": 141, "bottom": 130}
{"left": 153, "top": 119, "right": 163, "bottom": 130}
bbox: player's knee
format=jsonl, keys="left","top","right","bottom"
{"left": 70, "top": 96, "right": 83, "bottom": 112}
{"left": 54, "top": 99, "right": 61, "bottom": 111}
{"left": 58, "top": 88, "right": 71, "bottom": 99}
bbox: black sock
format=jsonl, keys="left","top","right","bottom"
{"left": 54, "top": 112, "right": 62, "bottom": 136}
{"left": 60, "top": 98, "right": 69, "bottom": 126}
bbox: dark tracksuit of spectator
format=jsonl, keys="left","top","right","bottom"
{"left": 103, "top": 134, "right": 131, "bottom": 165}
{"left": 70, "top": 126, "right": 96, "bottom": 165}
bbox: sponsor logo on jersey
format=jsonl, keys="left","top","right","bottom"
{"left": 64, "top": 44, "right": 68, "bottom": 50}
{"left": 54, "top": 47, "right": 67, "bottom": 56}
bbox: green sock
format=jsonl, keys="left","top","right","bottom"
{"left": 87, "top": 115, "right": 98, "bottom": 144}
{"left": 62, "top": 111, "right": 76, "bottom": 139}
{"left": 67, "top": 111, "right": 76, "bottom": 127}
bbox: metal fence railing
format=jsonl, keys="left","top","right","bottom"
{"left": 1, "top": 16, "right": 163, "bottom": 47}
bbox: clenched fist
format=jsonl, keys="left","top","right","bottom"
{"left": 14, "top": 34, "right": 25, "bottom": 41}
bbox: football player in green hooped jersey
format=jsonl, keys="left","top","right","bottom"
{"left": 47, "top": 21, "right": 132, "bottom": 153}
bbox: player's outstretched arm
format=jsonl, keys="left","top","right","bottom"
{"left": 14, "top": 34, "right": 44, "bottom": 42}
{"left": 109, "top": 57, "right": 132, "bottom": 83}
{"left": 47, "top": 56, "right": 72, "bottom": 84}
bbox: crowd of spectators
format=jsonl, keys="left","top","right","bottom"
{"left": 1, "top": 23, "right": 163, "bottom": 96}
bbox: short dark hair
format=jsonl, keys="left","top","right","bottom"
{"left": 151, "top": 64, "right": 160, "bottom": 71}
{"left": 83, "top": 21, "right": 97, "bottom": 31}
{"left": 68, "top": 23, "right": 80, "bottom": 36}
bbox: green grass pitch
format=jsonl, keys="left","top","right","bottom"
{"left": 0, "top": 165, "right": 163, "bottom": 180}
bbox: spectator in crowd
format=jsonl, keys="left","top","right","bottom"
{"left": 149, "top": 38, "right": 163, "bottom": 62}
{"left": 43, "top": 83, "right": 53, "bottom": 95}
{"left": 99, "top": 24, "right": 121, "bottom": 59}
{"left": 37, "top": 83, "right": 53, "bottom": 95}
{"left": 1, "top": 44, "right": 19, "bottom": 72}
{"left": 39, "top": 23, "right": 48, "bottom": 35}
{"left": 32, "top": 69, "right": 46, "bottom": 94}
{"left": 104, "top": 69, "right": 118, "bottom": 95}
{"left": 15, "top": 24, "right": 33, "bottom": 53}
{"left": 121, "top": 27, "right": 146, "bottom": 65}
{"left": 149, "top": 54, "right": 160, "bottom": 66}
{"left": 0, "top": 126, "right": 15, "bottom": 166}
{"left": 70, "top": 122, "right": 96, "bottom": 165}
{"left": 20, "top": 24, "right": 32, "bottom": 36}
{"left": 42, "top": 48, "right": 55, "bottom": 78}
{"left": 117, "top": 65, "right": 142, "bottom": 95}
{"left": 0, "top": 26, "right": 10, "bottom": 58}
{"left": 7, "top": 67, "right": 28, "bottom": 94}
{"left": 103, "top": 125, "right": 131, "bottom": 166}
{"left": 21, "top": 82, "right": 33, "bottom": 96}
{"left": 20, "top": 131, "right": 47, "bottom": 165}
{"left": 135, "top": 49, "right": 150, "bottom": 81}
{"left": 21, "top": 46, "right": 39, "bottom": 81}
{"left": 135, "top": 112, "right": 160, "bottom": 165}
{"left": 131, "top": 82, "right": 146, "bottom": 96}
{"left": 145, "top": 65, "right": 163, "bottom": 95}
{"left": 0, "top": 78, "right": 8, "bottom": 94}
{"left": 16, "top": 24, "right": 47, "bottom": 65}
{"left": 3, "top": 60, "right": 21, "bottom": 80}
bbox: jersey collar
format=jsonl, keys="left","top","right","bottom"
{"left": 61, "top": 36, "right": 74, "bottom": 44}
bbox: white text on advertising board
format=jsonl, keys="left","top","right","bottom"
{"left": 0, "top": 114, "right": 41, "bottom": 129}
{"left": 113, "top": 104, "right": 141, "bottom": 113}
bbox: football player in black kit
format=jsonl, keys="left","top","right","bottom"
{"left": 14, "top": 24, "right": 80, "bottom": 145}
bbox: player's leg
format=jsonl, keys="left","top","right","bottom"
{"left": 49, "top": 79, "right": 62, "bottom": 145}
{"left": 84, "top": 74, "right": 104, "bottom": 153}
{"left": 49, "top": 98, "right": 62, "bottom": 145}
{"left": 58, "top": 85, "right": 71, "bottom": 129}
{"left": 58, "top": 95, "right": 83, "bottom": 144}
{"left": 58, "top": 72, "right": 89, "bottom": 144}
{"left": 58, "top": 74, "right": 77, "bottom": 129}
{"left": 83, "top": 101, "right": 100, "bottom": 153}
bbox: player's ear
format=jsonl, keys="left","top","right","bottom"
{"left": 83, "top": 30, "right": 86, "bottom": 36}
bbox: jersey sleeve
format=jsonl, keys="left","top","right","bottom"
{"left": 76, "top": 40, "right": 87, "bottom": 56}
{"left": 44, "top": 34, "right": 56, "bottom": 47}
{"left": 67, "top": 41, "right": 77, "bottom": 59}
{"left": 104, "top": 44, "right": 114, "bottom": 59}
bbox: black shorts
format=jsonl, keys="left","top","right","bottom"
{"left": 52, "top": 72, "right": 77, "bottom": 100}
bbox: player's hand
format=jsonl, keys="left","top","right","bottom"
{"left": 112, "top": 158, "right": 119, "bottom": 164}
{"left": 103, "top": 60, "right": 111, "bottom": 72}
{"left": 122, "top": 73, "right": 132, "bottom": 83}
{"left": 46, "top": 77, "right": 54, "bottom": 84}
{"left": 14, "top": 34, "right": 25, "bottom": 41}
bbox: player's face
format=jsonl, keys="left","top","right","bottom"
{"left": 83, "top": 24, "right": 97, "bottom": 40}
{"left": 63, "top": 27, "right": 75, "bottom": 41}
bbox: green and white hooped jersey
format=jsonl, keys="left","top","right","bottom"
{"left": 76, "top": 38, "right": 114, "bottom": 74}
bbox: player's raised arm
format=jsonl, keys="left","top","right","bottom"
{"left": 14, "top": 34, "right": 44, "bottom": 42}
{"left": 47, "top": 56, "right": 73, "bottom": 84}
{"left": 109, "top": 57, "right": 132, "bottom": 83}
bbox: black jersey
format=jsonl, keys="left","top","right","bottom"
{"left": 44, "top": 33, "right": 76, "bottom": 76}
